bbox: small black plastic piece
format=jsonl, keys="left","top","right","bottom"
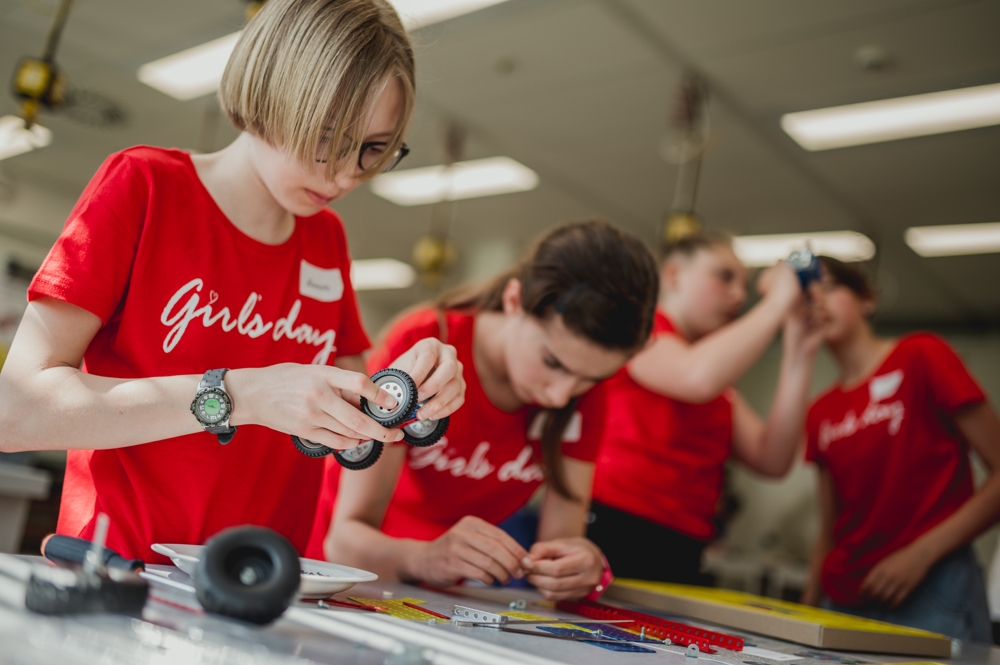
{"left": 290, "top": 435, "right": 333, "bottom": 458}
{"left": 331, "top": 440, "right": 384, "bottom": 471}
{"left": 195, "top": 526, "right": 300, "bottom": 626}
{"left": 402, "top": 416, "right": 450, "bottom": 447}
{"left": 24, "top": 565, "right": 148, "bottom": 616}
{"left": 42, "top": 534, "right": 145, "bottom": 572}
{"left": 360, "top": 368, "right": 418, "bottom": 428}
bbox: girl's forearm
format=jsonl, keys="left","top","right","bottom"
{"left": 633, "top": 296, "right": 789, "bottom": 402}
{"left": 326, "top": 518, "right": 424, "bottom": 582}
{"left": 0, "top": 366, "right": 207, "bottom": 452}
{"left": 910, "top": 473, "right": 1000, "bottom": 564}
{"left": 0, "top": 365, "right": 275, "bottom": 453}
{"left": 803, "top": 532, "right": 831, "bottom": 605}
{"left": 754, "top": 348, "right": 816, "bottom": 476}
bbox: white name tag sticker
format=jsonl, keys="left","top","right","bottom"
{"left": 299, "top": 260, "right": 344, "bottom": 303}
{"left": 869, "top": 369, "right": 904, "bottom": 403}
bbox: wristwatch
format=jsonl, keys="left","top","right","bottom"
{"left": 190, "top": 369, "right": 237, "bottom": 444}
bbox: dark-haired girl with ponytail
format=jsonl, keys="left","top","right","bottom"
{"left": 796, "top": 258, "right": 999, "bottom": 641}
{"left": 306, "top": 220, "right": 659, "bottom": 600}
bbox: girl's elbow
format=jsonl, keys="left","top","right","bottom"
{"left": 684, "top": 378, "right": 724, "bottom": 404}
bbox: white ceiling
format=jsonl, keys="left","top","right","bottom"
{"left": 0, "top": 0, "right": 998, "bottom": 330}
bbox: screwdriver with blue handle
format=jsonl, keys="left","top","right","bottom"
{"left": 42, "top": 533, "right": 145, "bottom": 572}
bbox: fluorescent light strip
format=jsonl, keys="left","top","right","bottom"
{"left": 904, "top": 222, "right": 1000, "bottom": 257}
{"left": 351, "top": 258, "right": 416, "bottom": 290}
{"left": 732, "top": 231, "right": 875, "bottom": 268}
{"left": 391, "top": 0, "right": 511, "bottom": 29}
{"left": 138, "top": 32, "right": 241, "bottom": 100}
{"left": 0, "top": 115, "right": 52, "bottom": 161}
{"left": 370, "top": 156, "right": 539, "bottom": 206}
{"left": 138, "top": 1, "right": 512, "bottom": 100}
{"left": 781, "top": 83, "right": 1000, "bottom": 151}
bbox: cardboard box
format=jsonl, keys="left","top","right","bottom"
{"left": 606, "top": 580, "right": 952, "bottom": 658}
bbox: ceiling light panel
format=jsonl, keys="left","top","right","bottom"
{"left": 137, "top": 1, "right": 511, "bottom": 99}
{"left": 0, "top": 115, "right": 52, "bottom": 161}
{"left": 390, "top": 0, "right": 511, "bottom": 29}
{"left": 351, "top": 258, "right": 416, "bottom": 290}
{"left": 732, "top": 231, "right": 875, "bottom": 268}
{"left": 370, "top": 156, "right": 539, "bottom": 206}
{"left": 781, "top": 83, "right": 1000, "bottom": 151}
{"left": 138, "top": 32, "right": 241, "bottom": 100}
{"left": 904, "top": 222, "right": 1000, "bottom": 257}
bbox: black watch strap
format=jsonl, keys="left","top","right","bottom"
{"left": 198, "top": 369, "right": 237, "bottom": 445}
{"left": 207, "top": 426, "right": 237, "bottom": 445}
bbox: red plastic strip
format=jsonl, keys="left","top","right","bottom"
{"left": 304, "top": 597, "right": 383, "bottom": 612}
{"left": 556, "top": 600, "right": 744, "bottom": 653}
{"left": 402, "top": 601, "right": 451, "bottom": 620}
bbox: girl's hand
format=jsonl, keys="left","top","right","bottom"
{"left": 411, "top": 516, "right": 528, "bottom": 587}
{"left": 782, "top": 300, "right": 825, "bottom": 360}
{"left": 859, "top": 544, "right": 934, "bottom": 609}
{"left": 231, "top": 363, "right": 404, "bottom": 450}
{"left": 756, "top": 261, "right": 802, "bottom": 312}
{"left": 390, "top": 338, "right": 465, "bottom": 421}
{"left": 524, "top": 537, "right": 605, "bottom": 601}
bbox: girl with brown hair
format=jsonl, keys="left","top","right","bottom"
{"left": 0, "top": 0, "right": 464, "bottom": 562}
{"left": 588, "top": 231, "right": 823, "bottom": 584}
{"left": 307, "top": 220, "right": 659, "bottom": 600}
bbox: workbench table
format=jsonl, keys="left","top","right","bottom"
{"left": 1, "top": 562, "right": 997, "bottom": 665}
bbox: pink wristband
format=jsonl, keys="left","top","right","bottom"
{"left": 585, "top": 554, "right": 614, "bottom": 602}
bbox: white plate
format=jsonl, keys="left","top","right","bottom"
{"left": 151, "top": 543, "right": 377, "bottom": 599}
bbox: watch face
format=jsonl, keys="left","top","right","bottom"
{"left": 194, "top": 389, "right": 231, "bottom": 425}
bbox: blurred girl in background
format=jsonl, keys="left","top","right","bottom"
{"left": 308, "top": 220, "right": 659, "bottom": 600}
{"left": 801, "top": 257, "right": 999, "bottom": 642}
{"left": 588, "top": 231, "right": 823, "bottom": 584}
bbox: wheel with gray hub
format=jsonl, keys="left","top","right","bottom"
{"left": 290, "top": 435, "right": 333, "bottom": 458}
{"left": 331, "top": 439, "right": 384, "bottom": 470}
{"left": 360, "top": 368, "right": 418, "bottom": 428}
{"left": 402, "top": 416, "right": 449, "bottom": 447}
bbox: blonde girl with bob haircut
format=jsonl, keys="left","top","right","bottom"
{"left": 0, "top": 0, "right": 465, "bottom": 564}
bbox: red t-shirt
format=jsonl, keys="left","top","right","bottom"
{"left": 306, "top": 308, "right": 605, "bottom": 556}
{"left": 28, "top": 147, "right": 371, "bottom": 562}
{"left": 591, "top": 310, "right": 732, "bottom": 541}
{"left": 805, "top": 333, "right": 984, "bottom": 606}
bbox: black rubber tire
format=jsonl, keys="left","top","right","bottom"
{"left": 402, "top": 416, "right": 449, "bottom": 447}
{"left": 290, "top": 435, "right": 333, "bottom": 458}
{"left": 332, "top": 439, "right": 384, "bottom": 470}
{"left": 360, "top": 368, "right": 417, "bottom": 428}
{"left": 195, "top": 526, "right": 300, "bottom": 625}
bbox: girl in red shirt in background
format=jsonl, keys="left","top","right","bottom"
{"left": 589, "top": 231, "right": 823, "bottom": 584}
{"left": 0, "top": 0, "right": 464, "bottom": 561}
{"left": 308, "top": 220, "right": 659, "bottom": 600}
{"left": 800, "top": 258, "right": 999, "bottom": 641}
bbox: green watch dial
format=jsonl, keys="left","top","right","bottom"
{"left": 193, "top": 388, "right": 232, "bottom": 426}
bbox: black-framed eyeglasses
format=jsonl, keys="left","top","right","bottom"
{"left": 316, "top": 140, "right": 410, "bottom": 173}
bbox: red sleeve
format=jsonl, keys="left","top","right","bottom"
{"left": 28, "top": 151, "right": 148, "bottom": 324}
{"left": 913, "top": 334, "right": 985, "bottom": 413}
{"left": 366, "top": 307, "right": 441, "bottom": 374}
{"left": 330, "top": 218, "right": 370, "bottom": 358}
{"left": 561, "top": 382, "right": 607, "bottom": 463}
